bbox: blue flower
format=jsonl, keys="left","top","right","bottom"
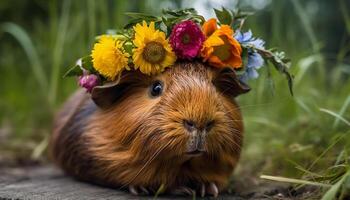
{"left": 247, "top": 52, "right": 264, "bottom": 69}
{"left": 235, "top": 30, "right": 266, "bottom": 82}
{"left": 235, "top": 30, "right": 265, "bottom": 49}
{"left": 240, "top": 52, "right": 265, "bottom": 82}
{"left": 235, "top": 30, "right": 252, "bottom": 43}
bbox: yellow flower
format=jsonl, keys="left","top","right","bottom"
{"left": 91, "top": 35, "right": 129, "bottom": 80}
{"left": 132, "top": 21, "right": 176, "bottom": 75}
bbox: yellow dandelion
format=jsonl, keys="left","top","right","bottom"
{"left": 91, "top": 35, "right": 129, "bottom": 80}
{"left": 132, "top": 21, "right": 176, "bottom": 75}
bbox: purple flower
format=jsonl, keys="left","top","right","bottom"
{"left": 78, "top": 74, "right": 99, "bottom": 92}
{"left": 235, "top": 30, "right": 265, "bottom": 49}
{"left": 169, "top": 20, "right": 205, "bottom": 60}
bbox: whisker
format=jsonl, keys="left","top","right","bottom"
{"left": 239, "top": 102, "right": 282, "bottom": 110}
{"left": 120, "top": 139, "right": 172, "bottom": 189}
{"left": 227, "top": 129, "right": 242, "bottom": 150}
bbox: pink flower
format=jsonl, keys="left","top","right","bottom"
{"left": 169, "top": 20, "right": 205, "bottom": 60}
{"left": 78, "top": 74, "right": 99, "bottom": 92}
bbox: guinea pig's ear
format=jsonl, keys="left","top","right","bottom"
{"left": 214, "top": 67, "right": 251, "bottom": 97}
{"left": 91, "top": 79, "right": 128, "bottom": 109}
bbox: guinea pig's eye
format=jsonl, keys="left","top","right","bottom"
{"left": 149, "top": 81, "right": 163, "bottom": 97}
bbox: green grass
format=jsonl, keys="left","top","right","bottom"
{"left": 0, "top": 0, "right": 349, "bottom": 199}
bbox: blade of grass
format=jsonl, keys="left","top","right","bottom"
{"left": 113, "top": 0, "right": 127, "bottom": 29}
{"left": 87, "top": 0, "right": 96, "bottom": 41}
{"left": 153, "top": 183, "right": 165, "bottom": 199}
{"left": 1, "top": 23, "right": 48, "bottom": 95}
{"left": 294, "top": 54, "right": 322, "bottom": 86}
{"left": 287, "top": 159, "right": 324, "bottom": 178}
{"left": 290, "top": 0, "right": 320, "bottom": 53}
{"left": 290, "top": 0, "right": 326, "bottom": 82}
{"left": 321, "top": 170, "right": 350, "bottom": 200}
{"left": 306, "top": 135, "right": 344, "bottom": 174}
{"left": 320, "top": 108, "right": 350, "bottom": 127}
{"left": 245, "top": 117, "right": 285, "bottom": 131}
{"left": 49, "top": 0, "right": 58, "bottom": 46}
{"left": 333, "top": 95, "right": 350, "bottom": 128}
{"left": 335, "top": 149, "right": 348, "bottom": 166}
{"left": 49, "top": 0, "right": 71, "bottom": 106}
{"left": 339, "top": 0, "right": 350, "bottom": 35}
{"left": 295, "top": 97, "right": 312, "bottom": 114}
{"left": 260, "top": 175, "right": 331, "bottom": 188}
{"left": 31, "top": 135, "right": 48, "bottom": 160}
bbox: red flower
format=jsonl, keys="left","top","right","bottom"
{"left": 169, "top": 20, "right": 205, "bottom": 60}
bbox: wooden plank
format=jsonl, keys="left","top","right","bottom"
{"left": 0, "top": 165, "right": 301, "bottom": 200}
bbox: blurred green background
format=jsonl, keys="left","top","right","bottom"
{"left": 0, "top": 0, "right": 349, "bottom": 198}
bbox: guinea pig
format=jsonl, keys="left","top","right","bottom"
{"left": 50, "top": 61, "right": 250, "bottom": 197}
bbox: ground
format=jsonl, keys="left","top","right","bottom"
{"left": 0, "top": 163, "right": 320, "bottom": 200}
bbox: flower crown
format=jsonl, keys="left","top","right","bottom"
{"left": 65, "top": 8, "right": 293, "bottom": 95}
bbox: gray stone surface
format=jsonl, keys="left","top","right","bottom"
{"left": 0, "top": 165, "right": 312, "bottom": 200}
{"left": 0, "top": 166, "right": 244, "bottom": 200}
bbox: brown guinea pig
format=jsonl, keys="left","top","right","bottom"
{"left": 50, "top": 61, "right": 250, "bottom": 197}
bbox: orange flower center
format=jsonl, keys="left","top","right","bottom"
{"left": 142, "top": 41, "right": 166, "bottom": 64}
{"left": 213, "top": 37, "right": 231, "bottom": 61}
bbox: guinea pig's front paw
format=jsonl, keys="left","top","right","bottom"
{"left": 170, "top": 186, "right": 196, "bottom": 196}
{"left": 200, "top": 182, "right": 219, "bottom": 198}
{"left": 170, "top": 182, "right": 219, "bottom": 198}
{"left": 128, "top": 185, "right": 150, "bottom": 195}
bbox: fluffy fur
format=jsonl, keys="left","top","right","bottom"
{"left": 50, "top": 61, "right": 246, "bottom": 194}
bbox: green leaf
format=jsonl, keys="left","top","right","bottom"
{"left": 252, "top": 47, "right": 294, "bottom": 96}
{"left": 231, "top": 9, "right": 254, "bottom": 29}
{"left": 157, "top": 20, "right": 168, "bottom": 35}
{"left": 124, "top": 18, "right": 145, "bottom": 29}
{"left": 161, "top": 8, "right": 204, "bottom": 26}
{"left": 123, "top": 17, "right": 161, "bottom": 29}
{"left": 163, "top": 10, "right": 183, "bottom": 17}
{"left": 214, "top": 7, "right": 233, "bottom": 25}
{"left": 241, "top": 43, "right": 294, "bottom": 96}
{"left": 63, "top": 63, "right": 83, "bottom": 77}
{"left": 232, "top": 10, "right": 254, "bottom": 21}
{"left": 271, "top": 60, "right": 294, "bottom": 96}
{"left": 81, "top": 55, "right": 94, "bottom": 72}
{"left": 123, "top": 41, "right": 133, "bottom": 55}
{"left": 124, "top": 12, "right": 157, "bottom": 20}
{"left": 162, "top": 8, "right": 197, "bottom": 17}
{"left": 63, "top": 55, "right": 95, "bottom": 78}
{"left": 106, "top": 29, "right": 117, "bottom": 35}
{"left": 123, "top": 12, "right": 159, "bottom": 29}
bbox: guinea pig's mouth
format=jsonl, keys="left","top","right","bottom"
{"left": 186, "top": 149, "right": 204, "bottom": 156}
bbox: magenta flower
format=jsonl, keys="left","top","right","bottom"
{"left": 78, "top": 74, "right": 99, "bottom": 92}
{"left": 169, "top": 20, "right": 205, "bottom": 60}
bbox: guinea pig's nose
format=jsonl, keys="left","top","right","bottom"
{"left": 205, "top": 120, "right": 215, "bottom": 132}
{"left": 183, "top": 119, "right": 215, "bottom": 132}
{"left": 183, "top": 120, "right": 196, "bottom": 132}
